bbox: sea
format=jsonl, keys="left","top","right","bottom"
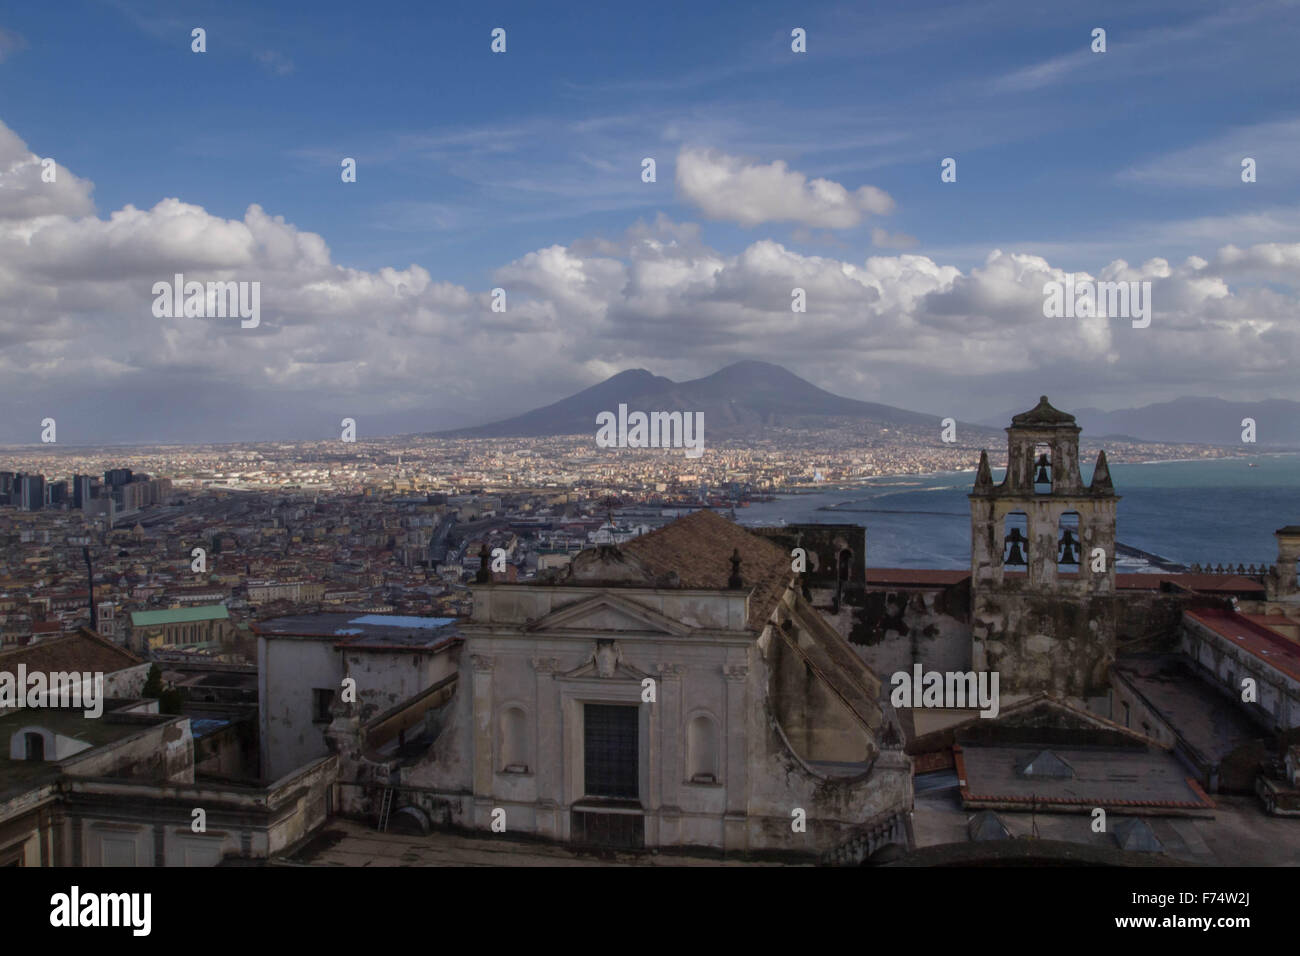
{"left": 734, "top": 453, "right": 1300, "bottom": 572}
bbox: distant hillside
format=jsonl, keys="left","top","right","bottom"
{"left": 976, "top": 397, "right": 1300, "bottom": 446}
{"left": 1073, "top": 398, "right": 1300, "bottom": 445}
{"left": 437, "top": 361, "right": 990, "bottom": 438}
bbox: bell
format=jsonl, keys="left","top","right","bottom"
{"left": 1034, "top": 453, "right": 1051, "bottom": 485}
{"left": 1004, "top": 527, "right": 1028, "bottom": 566}
{"left": 1058, "top": 528, "right": 1079, "bottom": 565}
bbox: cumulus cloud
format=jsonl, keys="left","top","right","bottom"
{"left": 0, "top": 122, "right": 95, "bottom": 221}
{"left": 675, "top": 147, "right": 894, "bottom": 228}
{"left": 1, "top": 117, "right": 1298, "bottom": 441}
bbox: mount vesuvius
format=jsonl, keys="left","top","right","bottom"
{"left": 435, "top": 361, "right": 981, "bottom": 439}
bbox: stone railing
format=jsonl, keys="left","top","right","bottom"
{"left": 822, "top": 807, "right": 910, "bottom": 866}
{"left": 1188, "top": 563, "right": 1273, "bottom": 576}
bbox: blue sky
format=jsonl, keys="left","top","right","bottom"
{"left": 1, "top": 0, "right": 1299, "bottom": 441}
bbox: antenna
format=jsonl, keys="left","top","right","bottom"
{"left": 83, "top": 545, "right": 97, "bottom": 631}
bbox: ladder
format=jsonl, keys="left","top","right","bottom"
{"left": 377, "top": 787, "right": 394, "bottom": 832}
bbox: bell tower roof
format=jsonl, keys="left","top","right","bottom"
{"left": 1011, "top": 395, "right": 1078, "bottom": 428}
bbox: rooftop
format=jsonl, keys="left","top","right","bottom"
{"left": 0, "top": 705, "right": 175, "bottom": 797}
{"left": 866, "top": 569, "right": 970, "bottom": 587}
{"left": 1009, "top": 395, "right": 1078, "bottom": 429}
{"left": 1112, "top": 655, "right": 1266, "bottom": 763}
{"left": 955, "top": 743, "right": 1215, "bottom": 811}
{"left": 0, "top": 628, "right": 141, "bottom": 675}
{"left": 252, "top": 613, "right": 462, "bottom": 651}
{"left": 618, "top": 510, "right": 792, "bottom": 631}
{"left": 1185, "top": 607, "right": 1300, "bottom": 682}
{"left": 131, "top": 605, "right": 229, "bottom": 626}
{"left": 1116, "top": 573, "right": 1266, "bottom": 595}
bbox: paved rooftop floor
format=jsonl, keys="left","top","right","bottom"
{"left": 914, "top": 787, "right": 1300, "bottom": 865}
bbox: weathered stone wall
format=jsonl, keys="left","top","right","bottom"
{"left": 972, "top": 591, "right": 1120, "bottom": 697}
{"left": 63, "top": 716, "right": 194, "bottom": 784}
{"left": 813, "top": 585, "right": 972, "bottom": 686}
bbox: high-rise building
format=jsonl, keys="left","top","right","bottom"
{"left": 47, "top": 481, "right": 68, "bottom": 507}
{"left": 18, "top": 474, "right": 44, "bottom": 511}
{"left": 73, "top": 474, "right": 93, "bottom": 509}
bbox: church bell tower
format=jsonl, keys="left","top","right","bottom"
{"left": 969, "top": 397, "right": 1119, "bottom": 700}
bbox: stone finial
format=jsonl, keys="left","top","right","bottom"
{"left": 973, "top": 450, "right": 993, "bottom": 493}
{"left": 475, "top": 542, "right": 491, "bottom": 584}
{"left": 728, "top": 548, "right": 744, "bottom": 589}
{"left": 1089, "top": 449, "right": 1114, "bottom": 494}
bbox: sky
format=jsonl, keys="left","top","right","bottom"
{"left": 1, "top": 0, "right": 1299, "bottom": 443}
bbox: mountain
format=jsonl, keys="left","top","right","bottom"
{"left": 976, "top": 397, "right": 1300, "bottom": 446}
{"left": 437, "top": 361, "right": 982, "bottom": 438}
{"left": 1071, "top": 398, "right": 1300, "bottom": 445}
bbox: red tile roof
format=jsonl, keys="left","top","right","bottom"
{"left": 1185, "top": 608, "right": 1300, "bottom": 682}
{"left": 621, "top": 510, "right": 793, "bottom": 631}
{"left": 866, "top": 569, "right": 969, "bottom": 586}
{"left": 0, "top": 628, "right": 141, "bottom": 674}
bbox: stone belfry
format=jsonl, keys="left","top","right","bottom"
{"left": 968, "top": 396, "right": 1119, "bottom": 700}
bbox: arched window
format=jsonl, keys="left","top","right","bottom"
{"left": 1057, "top": 512, "right": 1080, "bottom": 572}
{"left": 686, "top": 714, "right": 719, "bottom": 783}
{"left": 499, "top": 706, "right": 528, "bottom": 773}
{"left": 1002, "top": 513, "right": 1029, "bottom": 567}
{"left": 1033, "top": 443, "right": 1052, "bottom": 493}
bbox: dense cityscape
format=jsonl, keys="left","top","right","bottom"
{"left": 0, "top": 425, "right": 1248, "bottom": 658}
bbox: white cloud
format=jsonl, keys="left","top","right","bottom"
{"left": 1, "top": 118, "right": 1299, "bottom": 439}
{"left": 1120, "top": 119, "right": 1300, "bottom": 188}
{"left": 674, "top": 147, "right": 894, "bottom": 228}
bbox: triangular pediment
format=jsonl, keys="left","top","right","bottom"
{"left": 526, "top": 592, "right": 694, "bottom": 637}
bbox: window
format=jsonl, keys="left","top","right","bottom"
{"left": 686, "top": 715, "right": 719, "bottom": 783}
{"left": 312, "top": 688, "right": 335, "bottom": 723}
{"left": 1033, "top": 443, "right": 1052, "bottom": 493}
{"left": 583, "top": 704, "right": 638, "bottom": 799}
{"left": 500, "top": 706, "right": 528, "bottom": 773}
{"left": 1002, "top": 513, "right": 1029, "bottom": 567}
{"left": 1057, "top": 512, "right": 1081, "bottom": 572}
